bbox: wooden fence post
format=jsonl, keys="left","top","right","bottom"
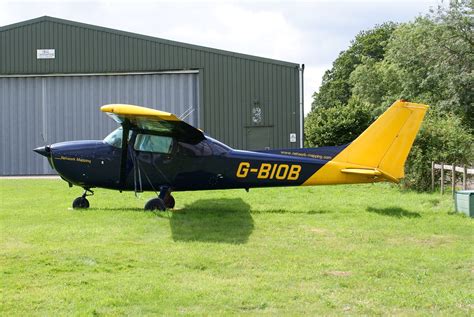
{"left": 463, "top": 165, "right": 467, "bottom": 190}
{"left": 440, "top": 163, "right": 444, "bottom": 195}
{"left": 452, "top": 163, "right": 455, "bottom": 195}
{"left": 431, "top": 161, "right": 435, "bottom": 192}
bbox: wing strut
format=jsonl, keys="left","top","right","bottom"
{"left": 119, "top": 120, "right": 131, "bottom": 190}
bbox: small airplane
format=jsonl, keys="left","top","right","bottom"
{"left": 34, "top": 100, "right": 428, "bottom": 211}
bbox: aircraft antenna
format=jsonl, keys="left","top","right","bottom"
{"left": 179, "top": 106, "right": 195, "bottom": 121}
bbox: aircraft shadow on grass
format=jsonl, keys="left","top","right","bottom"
{"left": 366, "top": 206, "right": 421, "bottom": 218}
{"left": 168, "top": 198, "right": 254, "bottom": 244}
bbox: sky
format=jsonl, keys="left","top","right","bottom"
{"left": 1, "top": 0, "right": 442, "bottom": 115}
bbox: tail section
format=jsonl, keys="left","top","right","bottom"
{"left": 303, "top": 100, "right": 428, "bottom": 185}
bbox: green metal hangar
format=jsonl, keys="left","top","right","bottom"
{"left": 0, "top": 16, "right": 303, "bottom": 176}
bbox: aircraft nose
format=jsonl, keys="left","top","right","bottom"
{"left": 33, "top": 145, "right": 51, "bottom": 158}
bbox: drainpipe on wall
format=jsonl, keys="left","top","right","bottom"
{"left": 299, "top": 64, "right": 305, "bottom": 148}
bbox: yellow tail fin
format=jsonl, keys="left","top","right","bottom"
{"left": 303, "top": 100, "right": 428, "bottom": 185}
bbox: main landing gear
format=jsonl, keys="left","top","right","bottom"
{"left": 144, "top": 187, "right": 175, "bottom": 211}
{"left": 71, "top": 187, "right": 174, "bottom": 211}
{"left": 72, "top": 188, "right": 94, "bottom": 209}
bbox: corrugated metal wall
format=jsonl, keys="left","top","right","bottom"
{"left": 0, "top": 17, "right": 301, "bottom": 152}
{"left": 0, "top": 73, "right": 199, "bottom": 175}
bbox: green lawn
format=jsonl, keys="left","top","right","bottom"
{"left": 1, "top": 179, "right": 472, "bottom": 316}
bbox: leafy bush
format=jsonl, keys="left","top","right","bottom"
{"left": 305, "top": 98, "right": 375, "bottom": 147}
{"left": 403, "top": 111, "right": 473, "bottom": 190}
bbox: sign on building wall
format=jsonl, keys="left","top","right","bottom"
{"left": 36, "top": 49, "right": 55, "bottom": 59}
{"left": 290, "top": 133, "right": 297, "bottom": 143}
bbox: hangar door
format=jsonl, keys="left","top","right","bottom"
{"left": 0, "top": 72, "right": 200, "bottom": 175}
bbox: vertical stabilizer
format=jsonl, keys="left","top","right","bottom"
{"left": 303, "top": 100, "right": 428, "bottom": 185}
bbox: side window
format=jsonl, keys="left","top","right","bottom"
{"left": 134, "top": 134, "right": 173, "bottom": 153}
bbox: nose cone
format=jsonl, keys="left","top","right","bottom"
{"left": 34, "top": 146, "right": 51, "bottom": 158}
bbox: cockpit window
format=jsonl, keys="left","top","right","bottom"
{"left": 104, "top": 127, "right": 131, "bottom": 148}
{"left": 134, "top": 134, "right": 173, "bottom": 154}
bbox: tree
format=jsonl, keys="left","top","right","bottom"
{"left": 311, "top": 22, "right": 397, "bottom": 110}
{"left": 349, "top": 0, "right": 473, "bottom": 127}
{"left": 305, "top": 0, "right": 473, "bottom": 190}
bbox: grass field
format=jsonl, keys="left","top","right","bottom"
{"left": 1, "top": 179, "right": 473, "bottom": 316}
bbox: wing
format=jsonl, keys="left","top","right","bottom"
{"left": 101, "top": 104, "right": 204, "bottom": 144}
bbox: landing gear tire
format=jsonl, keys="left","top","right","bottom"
{"left": 144, "top": 198, "right": 166, "bottom": 211}
{"left": 72, "top": 197, "right": 90, "bottom": 209}
{"left": 164, "top": 194, "right": 175, "bottom": 209}
{"left": 73, "top": 188, "right": 93, "bottom": 209}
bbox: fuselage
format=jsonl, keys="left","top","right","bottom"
{"left": 32, "top": 100, "right": 428, "bottom": 210}
{"left": 35, "top": 130, "right": 337, "bottom": 192}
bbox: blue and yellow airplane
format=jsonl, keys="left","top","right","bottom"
{"left": 34, "top": 100, "right": 428, "bottom": 210}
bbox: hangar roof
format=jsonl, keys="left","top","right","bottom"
{"left": 0, "top": 16, "right": 299, "bottom": 68}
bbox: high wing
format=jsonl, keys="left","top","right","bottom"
{"left": 101, "top": 104, "right": 205, "bottom": 144}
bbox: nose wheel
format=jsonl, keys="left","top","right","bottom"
{"left": 144, "top": 187, "right": 174, "bottom": 211}
{"left": 72, "top": 189, "right": 93, "bottom": 209}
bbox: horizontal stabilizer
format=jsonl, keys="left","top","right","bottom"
{"left": 341, "top": 168, "right": 381, "bottom": 176}
{"left": 341, "top": 168, "right": 399, "bottom": 183}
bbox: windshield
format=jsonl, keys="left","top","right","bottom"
{"left": 104, "top": 127, "right": 131, "bottom": 148}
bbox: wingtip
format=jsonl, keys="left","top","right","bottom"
{"left": 100, "top": 104, "right": 114, "bottom": 113}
